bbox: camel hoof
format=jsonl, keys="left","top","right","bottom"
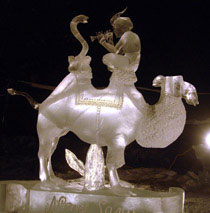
{"left": 111, "top": 185, "right": 136, "bottom": 197}
{"left": 120, "top": 180, "right": 135, "bottom": 188}
{"left": 50, "top": 176, "right": 68, "bottom": 186}
{"left": 34, "top": 180, "right": 60, "bottom": 190}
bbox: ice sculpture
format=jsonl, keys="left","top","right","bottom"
{"left": 7, "top": 9, "right": 198, "bottom": 200}
{"left": 65, "top": 145, "right": 105, "bottom": 191}
{"left": 84, "top": 144, "right": 105, "bottom": 191}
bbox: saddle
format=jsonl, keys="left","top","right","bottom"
{"left": 75, "top": 83, "right": 124, "bottom": 109}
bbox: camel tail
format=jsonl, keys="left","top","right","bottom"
{"left": 7, "top": 88, "right": 39, "bottom": 110}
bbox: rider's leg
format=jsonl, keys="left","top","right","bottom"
{"left": 102, "top": 53, "right": 130, "bottom": 70}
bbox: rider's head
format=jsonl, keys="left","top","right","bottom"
{"left": 113, "top": 18, "right": 133, "bottom": 38}
{"left": 110, "top": 8, "right": 133, "bottom": 38}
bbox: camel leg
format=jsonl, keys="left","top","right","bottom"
{"left": 38, "top": 130, "right": 67, "bottom": 185}
{"left": 38, "top": 134, "right": 67, "bottom": 185}
{"left": 47, "top": 138, "right": 59, "bottom": 178}
{"left": 46, "top": 138, "right": 68, "bottom": 185}
{"left": 38, "top": 137, "right": 56, "bottom": 183}
{"left": 106, "top": 138, "right": 136, "bottom": 196}
{"left": 46, "top": 137, "right": 59, "bottom": 179}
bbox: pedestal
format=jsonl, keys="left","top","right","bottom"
{"left": 0, "top": 181, "right": 184, "bottom": 213}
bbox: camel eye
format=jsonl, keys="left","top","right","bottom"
{"left": 183, "top": 89, "right": 189, "bottom": 96}
{"left": 184, "top": 89, "right": 194, "bottom": 100}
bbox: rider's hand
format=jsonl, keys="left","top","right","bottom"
{"left": 99, "top": 35, "right": 106, "bottom": 45}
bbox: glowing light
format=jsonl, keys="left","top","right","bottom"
{"left": 205, "top": 132, "right": 210, "bottom": 148}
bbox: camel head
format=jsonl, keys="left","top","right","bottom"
{"left": 152, "top": 75, "right": 199, "bottom": 106}
{"left": 182, "top": 81, "right": 199, "bottom": 106}
{"left": 136, "top": 75, "right": 198, "bottom": 148}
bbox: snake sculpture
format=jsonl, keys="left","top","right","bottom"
{"left": 8, "top": 15, "right": 199, "bottom": 196}
{"left": 68, "top": 15, "right": 92, "bottom": 77}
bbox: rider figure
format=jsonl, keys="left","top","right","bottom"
{"left": 98, "top": 8, "right": 146, "bottom": 111}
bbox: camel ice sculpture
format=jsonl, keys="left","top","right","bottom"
{"left": 8, "top": 12, "right": 198, "bottom": 196}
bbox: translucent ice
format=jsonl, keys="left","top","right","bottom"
{"left": 84, "top": 144, "right": 105, "bottom": 191}
{"left": 0, "top": 181, "right": 185, "bottom": 213}
{"left": 7, "top": 10, "right": 198, "bottom": 195}
{"left": 65, "top": 149, "right": 85, "bottom": 176}
{"left": 65, "top": 145, "right": 105, "bottom": 191}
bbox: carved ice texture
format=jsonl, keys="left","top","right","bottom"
{"left": 65, "top": 149, "right": 85, "bottom": 176}
{"left": 136, "top": 75, "right": 198, "bottom": 148}
{"left": 0, "top": 181, "right": 185, "bottom": 212}
{"left": 7, "top": 9, "right": 198, "bottom": 199}
{"left": 84, "top": 144, "right": 105, "bottom": 191}
{"left": 5, "top": 183, "right": 27, "bottom": 212}
{"left": 65, "top": 145, "right": 105, "bottom": 191}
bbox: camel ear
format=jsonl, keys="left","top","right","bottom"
{"left": 152, "top": 75, "right": 164, "bottom": 87}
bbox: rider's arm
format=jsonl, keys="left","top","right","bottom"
{"left": 99, "top": 36, "right": 123, "bottom": 54}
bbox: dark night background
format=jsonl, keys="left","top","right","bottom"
{"left": 0, "top": 0, "right": 209, "bottom": 180}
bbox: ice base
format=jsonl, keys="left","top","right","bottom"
{"left": 0, "top": 180, "right": 184, "bottom": 213}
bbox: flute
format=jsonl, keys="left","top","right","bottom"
{"left": 90, "top": 30, "right": 113, "bottom": 44}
